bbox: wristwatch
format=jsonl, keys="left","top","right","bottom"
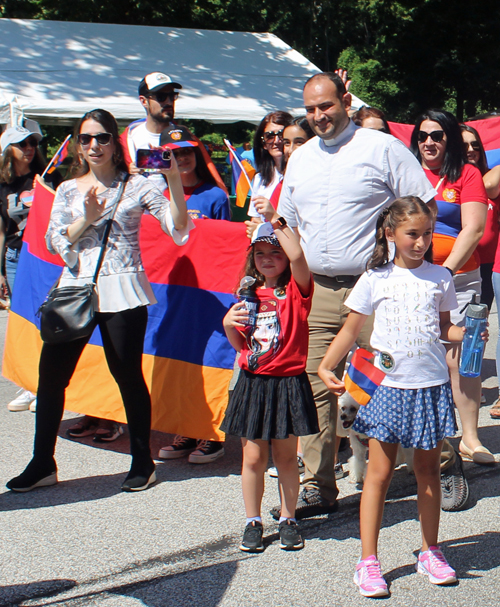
{"left": 271, "top": 216, "right": 287, "bottom": 230}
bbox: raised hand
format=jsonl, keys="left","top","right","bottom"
{"left": 334, "top": 68, "right": 351, "bottom": 92}
{"left": 83, "top": 186, "right": 105, "bottom": 223}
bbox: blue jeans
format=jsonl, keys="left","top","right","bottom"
{"left": 491, "top": 271, "right": 500, "bottom": 396}
{"left": 5, "top": 247, "right": 20, "bottom": 296}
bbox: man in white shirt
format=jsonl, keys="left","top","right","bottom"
{"left": 273, "top": 72, "right": 438, "bottom": 519}
{"left": 120, "top": 72, "right": 182, "bottom": 190}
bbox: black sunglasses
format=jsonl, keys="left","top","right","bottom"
{"left": 464, "top": 140, "right": 481, "bottom": 152}
{"left": 262, "top": 129, "right": 284, "bottom": 143}
{"left": 18, "top": 137, "right": 39, "bottom": 149}
{"left": 417, "top": 130, "right": 445, "bottom": 143}
{"left": 149, "top": 91, "right": 179, "bottom": 103}
{"left": 77, "top": 132, "right": 113, "bottom": 146}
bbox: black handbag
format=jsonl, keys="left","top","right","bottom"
{"left": 38, "top": 176, "right": 128, "bottom": 344}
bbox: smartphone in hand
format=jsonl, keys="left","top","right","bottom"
{"left": 136, "top": 148, "right": 172, "bottom": 172}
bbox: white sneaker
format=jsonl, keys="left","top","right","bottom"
{"left": 29, "top": 399, "right": 37, "bottom": 412}
{"left": 7, "top": 389, "right": 36, "bottom": 412}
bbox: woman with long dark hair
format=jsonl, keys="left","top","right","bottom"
{"left": 0, "top": 123, "right": 62, "bottom": 413}
{"left": 411, "top": 109, "right": 493, "bottom": 465}
{"left": 479, "top": 133, "right": 500, "bottom": 419}
{"left": 246, "top": 111, "right": 292, "bottom": 223}
{"left": 460, "top": 124, "right": 498, "bottom": 310}
{"left": 7, "top": 109, "right": 190, "bottom": 492}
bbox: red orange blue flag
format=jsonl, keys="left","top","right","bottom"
{"left": 43, "top": 134, "right": 71, "bottom": 177}
{"left": 224, "top": 139, "right": 256, "bottom": 207}
{"left": 344, "top": 348, "right": 386, "bottom": 406}
{"left": 3, "top": 176, "right": 249, "bottom": 440}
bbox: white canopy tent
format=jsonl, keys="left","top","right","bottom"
{"left": 0, "top": 18, "right": 365, "bottom": 126}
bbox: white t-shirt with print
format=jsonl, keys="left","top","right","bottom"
{"left": 345, "top": 261, "right": 458, "bottom": 388}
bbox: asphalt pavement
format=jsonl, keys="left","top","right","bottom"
{"left": 1, "top": 306, "right": 499, "bottom": 607}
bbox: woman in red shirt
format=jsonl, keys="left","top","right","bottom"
{"left": 411, "top": 110, "right": 493, "bottom": 464}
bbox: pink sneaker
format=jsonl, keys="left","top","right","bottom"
{"left": 416, "top": 546, "right": 457, "bottom": 584}
{"left": 353, "top": 556, "right": 389, "bottom": 597}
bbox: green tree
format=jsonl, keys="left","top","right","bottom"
{"left": 2, "top": 0, "right": 500, "bottom": 121}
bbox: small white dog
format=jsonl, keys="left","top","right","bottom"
{"left": 337, "top": 391, "right": 414, "bottom": 484}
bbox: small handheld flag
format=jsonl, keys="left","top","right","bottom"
{"left": 344, "top": 348, "right": 385, "bottom": 406}
{"left": 42, "top": 135, "right": 71, "bottom": 177}
{"left": 224, "top": 139, "right": 256, "bottom": 207}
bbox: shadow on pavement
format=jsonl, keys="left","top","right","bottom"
{"left": 0, "top": 579, "right": 76, "bottom": 606}
{"left": 0, "top": 472, "right": 128, "bottom": 511}
{"left": 109, "top": 559, "right": 239, "bottom": 607}
{"left": 385, "top": 531, "right": 500, "bottom": 586}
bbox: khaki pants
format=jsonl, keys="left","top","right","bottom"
{"left": 301, "top": 274, "right": 373, "bottom": 502}
{"left": 441, "top": 438, "right": 455, "bottom": 471}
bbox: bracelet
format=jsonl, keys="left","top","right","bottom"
{"left": 443, "top": 266, "right": 455, "bottom": 276}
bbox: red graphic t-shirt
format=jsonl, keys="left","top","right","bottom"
{"left": 238, "top": 276, "right": 313, "bottom": 376}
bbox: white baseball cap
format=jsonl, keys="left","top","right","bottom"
{"left": 250, "top": 222, "right": 281, "bottom": 247}
{"left": 138, "top": 72, "right": 182, "bottom": 96}
{"left": 0, "top": 125, "right": 43, "bottom": 154}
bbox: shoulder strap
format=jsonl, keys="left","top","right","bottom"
{"left": 92, "top": 174, "right": 130, "bottom": 285}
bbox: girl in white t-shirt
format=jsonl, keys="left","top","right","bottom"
{"left": 318, "top": 196, "right": 485, "bottom": 598}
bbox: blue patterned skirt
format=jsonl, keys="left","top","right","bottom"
{"left": 352, "top": 382, "right": 457, "bottom": 450}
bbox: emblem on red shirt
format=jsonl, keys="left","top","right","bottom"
{"left": 442, "top": 188, "right": 457, "bottom": 203}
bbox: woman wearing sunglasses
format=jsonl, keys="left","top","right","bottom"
{"left": 410, "top": 110, "right": 494, "bottom": 465}
{"left": 0, "top": 125, "right": 62, "bottom": 299}
{"left": 246, "top": 111, "right": 292, "bottom": 226}
{"left": 460, "top": 124, "right": 499, "bottom": 311}
{"left": 472, "top": 130, "right": 500, "bottom": 420}
{"left": 0, "top": 124, "right": 63, "bottom": 413}
{"left": 7, "top": 108, "right": 190, "bottom": 493}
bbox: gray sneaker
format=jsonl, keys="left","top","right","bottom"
{"left": 240, "top": 521, "right": 264, "bottom": 552}
{"left": 270, "top": 487, "right": 338, "bottom": 521}
{"left": 441, "top": 450, "right": 470, "bottom": 511}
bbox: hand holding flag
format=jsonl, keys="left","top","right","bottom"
{"left": 344, "top": 348, "right": 386, "bottom": 406}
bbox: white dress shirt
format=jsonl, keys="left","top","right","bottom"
{"left": 278, "top": 120, "right": 436, "bottom": 276}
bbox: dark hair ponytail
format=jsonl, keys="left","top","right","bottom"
{"left": 367, "top": 196, "right": 433, "bottom": 270}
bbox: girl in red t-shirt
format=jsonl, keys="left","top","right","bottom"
{"left": 222, "top": 200, "right": 318, "bottom": 554}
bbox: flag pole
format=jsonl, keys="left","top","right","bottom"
{"left": 224, "top": 139, "right": 254, "bottom": 195}
{"left": 41, "top": 134, "right": 72, "bottom": 178}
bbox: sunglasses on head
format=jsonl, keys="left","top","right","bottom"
{"left": 417, "top": 130, "right": 445, "bottom": 143}
{"left": 17, "top": 137, "right": 39, "bottom": 149}
{"left": 464, "top": 140, "right": 481, "bottom": 152}
{"left": 262, "top": 129, "right": 284, "bottom": 143}
{"left": 77, "top": 132, "right": 113, "bottom": 146}
{"left": 149, "top": 91, "right": 179, "bottom": 103}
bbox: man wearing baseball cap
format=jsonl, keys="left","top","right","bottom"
{"left": 121, "top": 72, "right": 227, "bottom": 194}
{"left": 121, "top": 72, "right": 181, "bottom": 185}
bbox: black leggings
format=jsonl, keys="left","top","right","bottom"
{"left": 34, "top": 306, "right": 152, "bottom": 468}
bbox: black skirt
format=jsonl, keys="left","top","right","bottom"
{"left": 221, "top": 370, "right": 319, "bottom": 440}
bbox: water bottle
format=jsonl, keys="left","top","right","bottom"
{"left": 459, "top": 298, "right": 488, "bottom": 378}
{"left": 238, "top": 276, "right": 258, "bottom": 326}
